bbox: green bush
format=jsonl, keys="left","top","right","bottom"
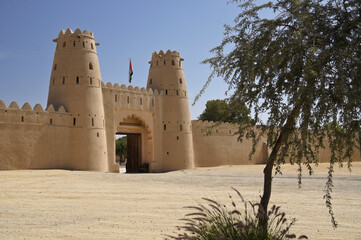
{"left": 166, "top": 189, "right": 307, "bottom": 240}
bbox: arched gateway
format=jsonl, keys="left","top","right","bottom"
{"left": 114, "top": 114, "right": 154, "bottom": 173}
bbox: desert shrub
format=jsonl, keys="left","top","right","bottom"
{"left": 166, "top": 189, "right": 307, "bottom": 240}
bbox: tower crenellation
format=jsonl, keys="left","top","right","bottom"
{"left": 54, "top": 28, "right": 98, "bottom": 53}
{"left": 149, "top": 50, "right": 183, "bottom": 69}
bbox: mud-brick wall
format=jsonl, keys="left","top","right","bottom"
{"left": 192, "top": 121, "right": 267, "bottom": 167}
{"left": 0, "top": 102, "right": 72, "bottom": 170}
{"left": 192, "top": 120, "right": 361, "bottom": 167}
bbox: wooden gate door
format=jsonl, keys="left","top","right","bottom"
{"left": 126, "top": 134, "right": 141, "bottom": 173}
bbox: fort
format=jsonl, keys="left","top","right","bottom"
{"left": 0, "top": 28, "right": 359, "bottom": 173}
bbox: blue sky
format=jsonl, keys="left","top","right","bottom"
{"left": 0, "top": 0, "right": 241, "bottom": 119}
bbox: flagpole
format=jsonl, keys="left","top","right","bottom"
{"left": 129, "top": 57, "right": 133, "bottom": 84}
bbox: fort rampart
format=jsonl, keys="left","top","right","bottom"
{"left": 0, "top": 101, "right": 73, "bottom": 169}
{"left": 0, "top": 28, "right": 359, "bottom": 172}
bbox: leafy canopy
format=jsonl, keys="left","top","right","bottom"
{"left": 200, "top": 0, "right": 360, "bottom": 228}
{"left": 198, "top": 98, "right": 251, "bottom": 124}
{"left": 116, "top": 136, "right": 127, "bottom": 160}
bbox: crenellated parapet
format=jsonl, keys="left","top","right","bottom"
{"left": 53, "top": 28, "right": 99, "bottom": 54}
{"left": 101, "top": 82, "right": 164, "bottom": 112}
{"left": 149, "top": 50, "right": 183, "bottom": 68}
{"left": 191, "top": 120, "right": 239, "bottom": 136}
{"left": 0, "top": 101, "right": 104, "bottom": 129}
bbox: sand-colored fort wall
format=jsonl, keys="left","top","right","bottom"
{"left": 0, "top": 101, "right": 72, "bottom": 170}
{"left": 192, "top": 120, "right": 268, "bottom": 167}
{"left": 192, "top": 120, "right": 361, "bottom": 167}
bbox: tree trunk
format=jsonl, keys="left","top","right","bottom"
{"left": 258, "top": 94, "right": 306, "bottom": 231}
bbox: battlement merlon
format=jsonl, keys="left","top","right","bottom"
{"left": 101, "top": 82, "right": 164, "bottom": 96}
{"left": 0, "top": 100, "right": 69, "bottom": 114}
{"left": 52, "top": 28, "right": 100, "bottom": 46}
{"left": 149, "top": 50, "right": 184, "bottom": 63}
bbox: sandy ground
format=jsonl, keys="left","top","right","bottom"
{"left": 0, "top": 163, "right": 360, "bottom": 240}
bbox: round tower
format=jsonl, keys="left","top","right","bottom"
{"left": 147, "top": 50, "right": 194, "bottom": 170}
{"left": 47, "top": 28, "right": 108, "bottom": 171}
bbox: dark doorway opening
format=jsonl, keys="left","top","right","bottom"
{"left": 126, "top": 133, "right": 141, "bottom": 173}
{"left": 116, "top": 133, "right": 145, "bottom": 173}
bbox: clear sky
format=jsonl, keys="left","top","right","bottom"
{"left": 0, "top": 0, "right": 241, "bottom": 119}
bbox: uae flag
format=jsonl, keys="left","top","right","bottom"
{"left": 129, "top": 58, "right": 133, "bottom": 83}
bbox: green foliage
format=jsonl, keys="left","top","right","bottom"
{"left": 116, "top": 136, "right": 127, "bottom": 162}
{"left": 199, "top": 99, "right": 230, "bottom": 122}
{"left": 199, "top": 0, "right": 361, "bottom": 228}
{"left": 166, "top": 189, "right": 307, "bottom": 240}
{"left": 198, "top": 98, "right": 251, "bottom": 124}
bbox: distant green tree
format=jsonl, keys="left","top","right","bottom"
{"left": 116, "top": 137, "right": 127, "bottom": 162}
{"left": 198, "top": 0, "right": 361, "bottom": 232}
{"left": 198, "top": 98, "right": 250, "bottom": 124}
{"left": 198, "top": 99, "right": 230, "bottom": 122}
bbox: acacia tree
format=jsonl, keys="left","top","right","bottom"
{"left": 198, "top": 0, "right": 361, "bottom": 230}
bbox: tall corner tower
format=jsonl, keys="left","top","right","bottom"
{"left": 47, "top": 28, "right": 108, "bottom": 171}
{"left": 147, "top": 50, "right": 194, "bottom": 171}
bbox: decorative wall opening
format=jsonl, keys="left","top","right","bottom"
{"left": 89, "top": 63, "right": 93, "bottom": 70}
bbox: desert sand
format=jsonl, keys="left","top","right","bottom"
{"left": 0, "top": 162, "right": 360, "bottom": 240}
